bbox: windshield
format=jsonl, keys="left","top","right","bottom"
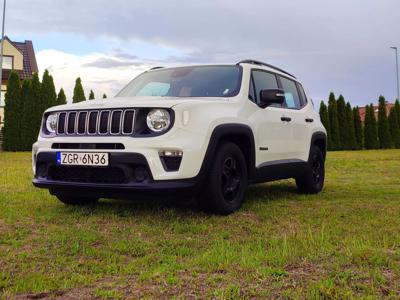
{"left": 116, "top": 65, "right": 242, "bottom": 98}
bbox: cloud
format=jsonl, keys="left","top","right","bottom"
{"left": 82, "top": 57, "right": 143, "bottom": 68}
{"left": 36, "top": 50, "right": 152, "bottom": 101}
{"left": 10, "top": 0, "right": 400, "bottom": 105}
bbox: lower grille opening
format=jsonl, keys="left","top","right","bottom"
{"left": 48, "top": 166, "right": 126, "bottom": 184}
{"left": 160, "top": 156, "right": 182, "bottom": 172}
{"left": 52, "top": 143, "right": 125, "bottom": 150}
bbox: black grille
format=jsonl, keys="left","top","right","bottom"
{"left": 88, "top": 111, "right": 98, "bottom": 134}
{"left": 77, "top": 112, "right": 87, "bottom": 134}
{"left": 55, "top": 109, "right": 134, "bottom": 136}
{"left": 67, "top": 112, "right": 76, "bottom": 134}
{"left": 48, "top": 166, "right": 126, "bottom": 184}
{"left": 58, "top": 113, "right": 66, "bottom": 134}
{"left": 111, "top": 111, "right": 122, "bottom": 134}
{"left": 52, "top": 143, "right": 125, "bottom": 150}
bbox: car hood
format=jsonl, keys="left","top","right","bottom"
{"left": 46, "top": 96, "right": 229, "bottom": 112}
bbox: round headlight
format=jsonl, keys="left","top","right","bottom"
{"left": 46, "top": 113, "right": 58, "bottom": 133}
{"left": 146, "top": 109, "right": 171, "bottom": 132}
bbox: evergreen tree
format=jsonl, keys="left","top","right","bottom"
{"left": 41, "top": 70, "right": 57, "bottom": 109}
{"left": 394, "top": 100, "right": 400, "bottom": 126}
{"left": 102, "top": 93, "right": 107, "bottom": 99}
{"left": 346, "top": 102, "right": 356, "bottom": 149}
{"left": 377, "top": 95, "right": 392, "bottom": 148}
{"left": 89, "top": 90, "right": 95, "bottom": 100}
{"left": 388, "top": 107, "right": 400, "bottom": 148}
{"left": 31, "top": 73, "right": 42, "bottom": 144}
{"left": 56, "top": 88, "right": 67, "bottom": 105}
{"left": 20, "top": 79, "right": 33, "bottom": 150}
{"left": 364, "top": 104, "right": 379, "bottom": 149}
{"left": 3, "top": 71, "right": 22, "bottom": 151}
{"left": 336, "top": 95, "right": 349, "bottom": 150}
{"left": 353, "top": 107, "right": 363, "bottom": 149}
{"left": 72, "top": 77, "right": 86, "bottom": 103}
{"left": 328, "top": 92, "right": 340, "bottom": 150}
{"left": 319, "top": 101, "right": 331, "bottom": 148}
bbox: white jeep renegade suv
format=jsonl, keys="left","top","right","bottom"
{"left": 33, "top": 60, "right": 327, "bottom": 215}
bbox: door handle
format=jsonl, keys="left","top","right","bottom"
{"left": 281, "top": 117, "right": 292, "bottom": 122}
{"left": 305, "top": 118, "right": 314, "bottom": 123}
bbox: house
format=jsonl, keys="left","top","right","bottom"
{"left": 358, "top": 102, "right": 395, "bottom": 123}
{"left": 0, "top": 36, "right": 38, "bottom": 128}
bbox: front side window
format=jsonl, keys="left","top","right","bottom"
{"left": 251, "top": 70, "right": 279, "bottom": 105}
{"left": 117, "top": 66, "right": 242, "bottom": 98}
{"left": 279, "top": 76, "right": 301, "bottom": 109}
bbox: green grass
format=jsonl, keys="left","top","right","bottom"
{"left": 0, "top": 150, "right": 400, "bottom": 299}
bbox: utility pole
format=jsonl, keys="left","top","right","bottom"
{"left": 0, "top": 0, "right": 6, "bottom": 105}
{"left": 390, "top": 46, "right": 400, "bottom": 101}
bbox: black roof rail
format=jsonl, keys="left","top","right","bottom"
{"left": 236, "top": 59, "right": 296, "bottom": 78}
{"left": 149, "top": 66, "right": 164, "bottom": 70}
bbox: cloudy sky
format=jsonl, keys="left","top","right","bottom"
{"left": 5, "top": 0, "right": 400, "bottom": 106}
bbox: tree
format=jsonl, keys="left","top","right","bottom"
{"left": 336, "top": 95, "right": 350, "bottom": 149}
{"left": 364, "top": 104, "right": 379, "bottom": 149}
{"left": 102, "top": 93, "right": 107, "bottom": 99}
{"left": 328, "top": 92, "right": 341, "bottom": 150}
{"left": 20, "top": 79, "right": 33, "bottom": 150}
{"left": 388, "top": 107, "right": 400, "bottom": 148}
{"left": 353, "top": 107, "right": 363, "bottom": 149}
{"left": 394, "top": 100, "right": 400, "bottom": 126}
{"left": 319, "top": 101, "right": 331, "bottom": 147}
{"left": 3, "top": 71, "right": 22, "bottom": 151}
{"left": 89, "top": 90, "right": 95, "bottom": 100}
{"left": 377, "top": 95, "right": 392, "bottom": 148}
{"left": 41, "top": 70, "right": 57, "bottom": 109}
{"left": 346, "top": 102, "right": 356, "bottom": 150}
{"left": 72, "top": 77, "right": 86, "bottom": 103}
{"left": 56, "top": 88, "right": 67, "bottom": 105}
{"left": 31, "top": 73, "right": 42, "bottom": 144}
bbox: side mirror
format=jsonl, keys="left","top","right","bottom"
{"left": 259, "top": 89, "right": 285, "bottom": 108}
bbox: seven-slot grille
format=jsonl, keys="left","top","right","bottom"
{"left": 56, "top": 109, "right": 135, "bottom": 136}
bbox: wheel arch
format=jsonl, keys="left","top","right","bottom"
{"left": 198, "top": 124, "right": 256, "bottom": 180}
{"left": 310, "top": 131, "right": 327, "bottom": 160}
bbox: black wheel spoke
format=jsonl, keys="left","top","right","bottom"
{"left": 220, "top": 156, "right": 242, "bottom": 203}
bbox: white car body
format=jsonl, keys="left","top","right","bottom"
{"left": 32, "top": 60, "right": 327, "bottom": 213}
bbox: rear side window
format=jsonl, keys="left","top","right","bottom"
{"left": 296, "top": 83, "right": 308, "bottom": 107}
{"left": 278, "top": 76, "right": 301, "bottom": 109}
{"left": 251, "top": 70, "right": 279, "bottom": 106}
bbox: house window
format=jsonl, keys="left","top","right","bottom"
{"left": 2, "top": 56, "right": 13, "bottom": 69}
{"left": 0, "top": 90, "right": 5, "bottom": 107}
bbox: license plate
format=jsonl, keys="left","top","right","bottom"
{"left": 56, "top": 152, "right": 109, "bottom": 167}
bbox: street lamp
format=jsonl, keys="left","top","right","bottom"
{"left": 390, "top": 46, "right": 400, "bottom": 101}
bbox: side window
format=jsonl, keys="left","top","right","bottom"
{"left": 296, "top": 83, "right": 308, "bottom": 107}
{"left": 278, "top": 76, "right": 301, "bottom": 109}
{"left": 251, "top": 70, "right": 279, "bottom": 106}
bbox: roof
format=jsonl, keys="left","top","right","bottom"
{"left": 358, "top": 103, "right": 394, "bottom": 122}
{"left": 4, "top": 37, "right": 38, "bottom": 79}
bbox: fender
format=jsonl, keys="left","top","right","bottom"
{"left": 196, "top": 123, "right": 256, "bottom": 182}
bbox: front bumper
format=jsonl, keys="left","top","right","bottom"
{"left": 32, "top": 152, "right": 201, "bottom": 198}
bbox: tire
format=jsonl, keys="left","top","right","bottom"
{"left": 296, "top": 146, "right": 325, "bottom": 194}
{"left": 56, "top": 195, "right": 99, "bottom": 206}
{"left": 203, "top": 142, "right": 248, "bottom": 215}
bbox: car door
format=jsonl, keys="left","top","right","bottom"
{"left": 249, "top": 69, "right": 294, "bottom": 166}
{"left": 277, "top": 76, "right": 310, "bottom": 161}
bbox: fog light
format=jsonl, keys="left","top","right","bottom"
{"left": 134, "top": 166, "right": 148, "bottom": 182}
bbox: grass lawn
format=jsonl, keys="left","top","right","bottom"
{"left": 0, "top": 150, "right": 400, "bottom": 299}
